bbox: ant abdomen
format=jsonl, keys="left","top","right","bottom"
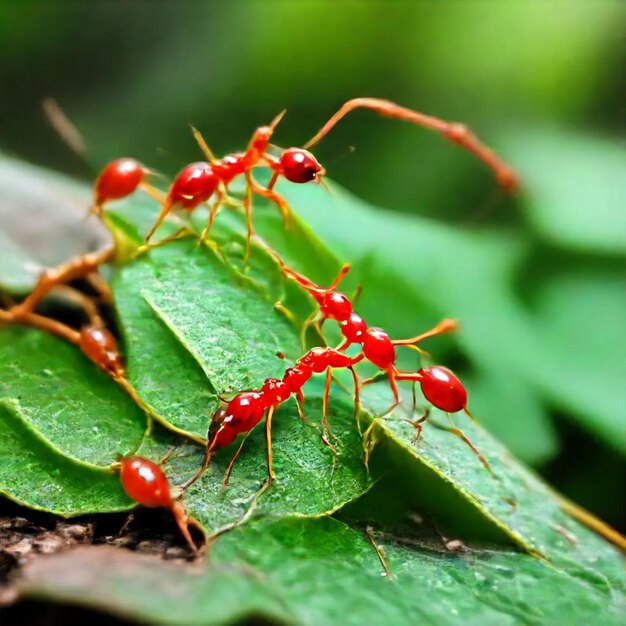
{"left": 95, "top": 158, "right": 146, "bottom": 207}
{"left": 418, "top": 366, "right": 467, "bottom": 413}
{"left": 79, "top": 325, "right": 125, "bottom": 377}
{"left": 168, "top": 162, "right": 219, "bottom": 210}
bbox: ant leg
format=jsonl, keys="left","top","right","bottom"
{"left": 159, "top": 446, "right": 179, "bottom": 466}
{"left": 391, "top": 318, "right": 458, "bottom": 347}
{"left": 361, "top": 369, "right": 399, "bottom": 467}
{"left": 295, "top": 390, "right": 307, "bottom": 421}
{"left": 10, "top": 247, "right": 114, "bottom": 318}
{"left": 348, "top": 365, "right": 361, "bottom": 419}
{"left": 139, "top": 181, "right": 167, "bottom": 204}
{"left": 303, "top": 98, "right": 518, "bottom": 191}
{"left": 52, "top": 285, "right": 103, "bottom": 326}
{"left": 322, "top": 369, "right": 333, "bottom": 436}
{"left": 441, "top": 414, "right": 493, "bottom": 475}
{"left": 274, "top": 301, "right": 300, "bottom": 327}
{"left": 327, "top": 263, "right": 351, "bottom": 290}
{"left": 300, "top": 309, "right": 321, "bottom": 349}
{"left": 85, "top": 271, "right": 113, "bottom": 305}
{"left": 321, "top": 369, "right": 339, "bottom": 472}
{"left": 144, "top": 200, "right": 175, "bottom": 243}
{"left": 169, "top": 500, "right": 199, "bottom": 554}
{"left": 264, "top": 405, "right": 276, "bottom": 482}
{"left": 222, "top": 433, "right": 250, "bottom": 488}
{"left": 190, "top": 126, "right": 218, "bottom": 164}
{"left": 381, "top": 368, "right": 401, "bottom": 418}
{"left": 403, "top": 409, "right": 430, "bottom": 444}
{"left": 198, "top": 186, "right": 225, "bottom": 245}
{"left": 181, "top": 445, "right": 215, "bottom": 491}
{"left": 0, "top": 309, "right": 80, "bottom": 345}
{"left": 242, "top": 174, "right": 255, "bottom": 261}
{"left": 248, "top": 176, "right": 292, "bottom": 227}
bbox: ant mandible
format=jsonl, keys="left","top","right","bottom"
{"left": 93, "top": 97, "right": 518, "bottom": 253}
{"left": 114, "top": 455, "right": 201, "bottom": 555}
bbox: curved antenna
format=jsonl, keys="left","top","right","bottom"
{"left": 303, "top": 97, "right": 518, "bottom": 191}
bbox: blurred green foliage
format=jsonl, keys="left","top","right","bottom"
{"left": 0, "top": 0, "right": 624, "bottom": 528}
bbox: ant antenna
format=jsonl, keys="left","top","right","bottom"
{"left": 42, "top": 98, "right": 88, "bottom": 163}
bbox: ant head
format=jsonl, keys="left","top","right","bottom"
{"left": 279, "top": 148, "right": 325, "bottom": 184}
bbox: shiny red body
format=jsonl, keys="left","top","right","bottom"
{"left": 418, "top": 366, "right": 467, "bottom": 413}
{"left": 168, "top": 162, "right": 219, "bottom": 209}
{"left": 95, "top": 158, "right": 145, "bottom": 205}
{"left": 207, "top": 347, "right": 359, "bottom": 452}
{"left": 79, "top": 325, "right": 125, "bottom": 377}
{"left": 120, "top": 456, "right": 171, "bottom": 508}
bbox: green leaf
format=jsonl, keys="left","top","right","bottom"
{"left": 0, "top": 327, "right": 146, "bottom": 467}
{"left": 15, "top": 516, "right": 626, "bottom": 626}
{"left": 111, "top": 238, "right": 302, "bottom": 438}
{"left": 504, "top": 127, "right": 626, "bottom": 255}
{"left": 138, "top": 392, "right": 370, "bottom": 533}
{"left": 0, "top": 400, "right": 132, "bottom": 515}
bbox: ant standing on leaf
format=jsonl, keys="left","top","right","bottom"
{"left": 113, "top": 455, "right": 202, "bottom": 555}
{"left": 259, "top": 247, "right": 493, "bottom": 473}
{"left": 92, "top": 97, "right": 518, "bottom": 255}
{"left": 183, "top": 346, "right": 364, "bottom": 491}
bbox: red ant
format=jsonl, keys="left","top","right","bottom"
{"left": 114, "top": 455, "right": 201, "bottom": 555}
{"left": 93, "top": 98, "right": 517, "bottom": 252}
{"left": 183, "top": 346, "right": 363, "bottom": 490}
{"left": 264, "top": 247, "right": 464, "bottom": 415}
{"left": 262, "top": 250, "right": 492, "bottom": 472}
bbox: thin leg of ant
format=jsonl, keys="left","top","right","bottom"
{"left": 328, "top": 263, "right": 351, "bottom": 290}
{"left": 321, "top": 369, "right": 339, "bottom": 470}
{"left": 144, "top": 200, "right": 175, "bottom": 243}
{"left": 159, "top": 446, "right": 179, "bottom": 466}
{"left": 85, "top": 271, "right": 113, "bottom": 305}
{"left": 222, "top": 432, "right": 250, "bottom": 488}
{"left": 248, "top": 173, "right": 291, "bottom": 228}
{"left": 138, "top": 181, "right": 167, "bottom": 205}
{"left": 10, "top": 246, "right": 115, "bottom": 318}
{"left": 242, "top": 173, "right": 256, "bottom": 261}
{"left": 181, "top": 444, "right": 215, "bottom": 491}
{"left": 264, "top": 405, "right": 276, "bottom": 483}
{"left": 300, "top": 309, "right": 321, "bottom": 349}
{"left": 361, "top": 368, "right": 400, "bottom": 467}
{"left": 391, "top": 318, "right": 458, "bottom": 347}
{"left": 198, "top": 185, "right": 227, "bottom": 245}
{"left": 402, "top": 409, "right": 430, "bottom": 444}
{"left": 294, "top": 390, "right": 307, "bottom": 422}
{"left": 191, "top": 126, "right": 218, "bottom": 164}
{"left": 274, "top": 301, "right": 300, "bottom": 327}
{"left": 349, "top": 365, "right": 362, "bottom": 419}
{"left": 364, "top": 526, "right": 393, "bottom": 580}
{"left": 303, "top": 98, "right": 518, "bottom": 191}
{"left": 439, "top": 416, "right": 494, "bottom": 475}
{"left": 169, "top": 500, "right": 199, "bottom": 554}
{"left": 0, "top": 308, "right": 80, "bottom": 345}
{"left": 52, "top": 285, "right": 103, "bottom": 326}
